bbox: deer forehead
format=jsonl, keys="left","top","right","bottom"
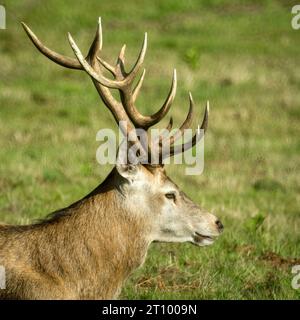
{"left": 138, "top": 167, "right": 175, "bottom": 190}
{"left": 123, "top": 171, "right": 173, "bottom": 199}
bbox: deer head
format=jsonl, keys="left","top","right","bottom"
{"left": 22, "top": 18, "right": 223, "bottom": 247}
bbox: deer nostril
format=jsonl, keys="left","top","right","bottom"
{"left": 215, "top": 220, "right": 224, "bottom": 231}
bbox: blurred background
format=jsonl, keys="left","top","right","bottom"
{"left": 0, "top": 0, "right": 299, "bottom": 299}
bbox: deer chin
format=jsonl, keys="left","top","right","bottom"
{"left": 192, "top": 232, "right": 216, "bottom": 247}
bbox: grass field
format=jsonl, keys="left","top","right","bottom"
{"left": 0, "top": 0, "right": 299, "bottom": 299}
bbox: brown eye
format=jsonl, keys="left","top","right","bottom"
{"left": 165, "top": 192, "right": 176, "bottom": 201}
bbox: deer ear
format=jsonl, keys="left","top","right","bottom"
{"left": 116, "top": 163, "right": 140, "bottom": 181}
{"left": 116, "top": 139, "right": 142, "bottom": 181}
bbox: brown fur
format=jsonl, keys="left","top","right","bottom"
{"left": 0, "top": 168, "right": 151, "bottom": 299}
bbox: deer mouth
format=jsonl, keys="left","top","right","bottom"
{"left": 193, "top": 232, "right": 215, "bottom": 246}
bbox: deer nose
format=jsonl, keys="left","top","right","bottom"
{"left": 215, "top": 220, "right": 224, "bottom": 232}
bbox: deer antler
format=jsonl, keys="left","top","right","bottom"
{"left": 22, "top": 18, "right": 132, "bottom": 136}
{"left": 67, "top": 31, "right": 177, "bottom": 129}
{"left": 22, "top": 18, "right": 209, "bottom": 163}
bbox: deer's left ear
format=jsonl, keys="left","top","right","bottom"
{"left": 116, "top": 163, "right": 141, "bottom": 182}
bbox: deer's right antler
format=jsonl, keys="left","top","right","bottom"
{"left": 22, "top": 18, "right": 209, "bottom": 163}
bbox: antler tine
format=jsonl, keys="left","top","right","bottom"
{"left": 68, "top": 32, "right": 126, "bottom": 89}
{"left": 166, "top": 117, "right": 173, "bottom": 131}
{"left": 146, "top": 69, "right": 177, "bottom": 127}
{"left": 98, "top": 17, "right": 103, "bottom": 50}
{"left": 132, "top": 69, "right": 146, "bottom": 102}
{"left": 119, "top": 68, "right": 177, "bottom": 129}
{"left": 125, "top": 33, "right": 147, "bottom": 82}
{"left": 96, "top": 44, "right": 127, "bottom": 78}
{"left": 97, "top": 56, "right": 116, "bottom": 76}
{"left": 21, "top": 22, "right": 81, "bottom": 69}
{"left": 86, "top": 17, "right": 103, "bottom": 64}
{"left": 21, "top": 17, "right": 103, "bottom": 69}
{"left": 126, "top": 68, "right": 177, "bottom": 129}
{"left": 162, "top": 101, "right": 209, "bottom": 160}
{"left": 180, "top": 92, "right": 195, "bottom": 130}
{"left": 115, "top": 45, "right": 127, "bottom": 79}
{"left": 165, "top": 91, "right": 194, "bottom": 146}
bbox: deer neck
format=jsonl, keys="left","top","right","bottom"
{"left": 49, "top": 167, "right": 152, "bottom": 298}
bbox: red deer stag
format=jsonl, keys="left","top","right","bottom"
{"left": 0, "top": 18, "right": 223, "bottom": 299}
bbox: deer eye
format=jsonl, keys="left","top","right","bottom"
{"left": 165, "top": 192, "right": 176, "bottom": 201}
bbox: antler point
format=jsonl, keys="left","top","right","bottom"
{"left": 67, "top": 32, "right": 74, "bottom": 43}
{"left": 173, "top": 69, "right": 177, "bottom": 81}
{"left": 144, "top": 32, "right": 148, "bottom": 45}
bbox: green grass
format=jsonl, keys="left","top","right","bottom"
{"left": 1, "top": 0, "right": 300, "bottom": 299}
